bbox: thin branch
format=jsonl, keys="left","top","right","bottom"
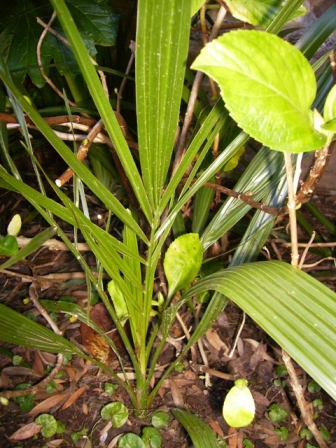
{"left": 36, "top": 12, "right": 77, "bottom": 107}
{"left": 55, "top": 119, "right": 104, "bottom": 186}
{"left": 284, "top": 153, "right": 299, "bottom": 267}
{"left": 282, "top": 350, "right": 328, "bottom": 448}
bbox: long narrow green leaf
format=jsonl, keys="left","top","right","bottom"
{"left": 0, "top": 304, "right": 85, "bottom": 356}
{"left": 159, "top": 101, "right": 228, "bottom": 214}
{"left": 0, "top": 168, "right": 76, "bottom": 226}
{"left": 201, "top": 147, "right": 285, "bottom": 249}
{"left": 0, "top": 54, "right": 147, "bottom": 244}
{"left": 136, "top": 0, "right": 191, "bottom": 208}
{"left": 0, "top": 227, "right": 57, "bottom": 270}
{"left": 185, "top": 261, "right": 336, "bottom": 401}
{"left": 49, "top": 0, "right": 152, "bottom": 224}
{"left": 296, "top": 4, "right": 336, "bottom": 58}
{"left": 171, "top": 408, "right": 218, "bottom": 448}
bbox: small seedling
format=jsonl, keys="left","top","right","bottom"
{"left": 300, "top": 428, "right": 313, "bottom": 440}
{"left": 274, "top": 426, "right": 289, "bottom": 441}
{"left": 35, "top": 414, "right": 58, "bottom": 438}
{"left": 101, "top": 401, "right": 128, "bottom": 428}
{"left": 319, "top": 426, "right": 331, "bottom": 441}
{"left": 312, "top": 398, "right": 323, "bottom": 410}
{"left": 268, "top": 403, "right": 288, "bottom": 423}
{"left": 307, "top": 380, "right": 321, "bottom": 393}
{"left": 243, "top": 438, "right": 253, "bottom": 448}
{"left": 275, "top": 365, "right": 287, "bottom": 377}
{"left": 104, "top": 382, "right": 118, "bottom": 396}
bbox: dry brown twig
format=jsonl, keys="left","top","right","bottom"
{"left": 282, "top": 350, "right": 328, "bottom": 448}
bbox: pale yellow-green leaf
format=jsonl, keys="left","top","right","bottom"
{"left": 223, "top": 379, "right": 255, "bottom": 428}
{"left": 7, "top": 214, "right": 21, "bottom": 236}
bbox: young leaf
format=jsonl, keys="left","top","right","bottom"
{"left": 268, "top": 403, "right": 288, "bottom": 423}
{"left": 223, "top": 379, "right": 255, "bottom": 428}
{"left": 7, "top": 214, "right": 21, "bottom": 236}
{"left": 164, "top": 233, "right": 203, "bottom": 300}
{"left": 191, "top": 30, "right": 326, "bottom": 153}
{"left": 142, "top": 427, "right": 162, "bottom": 448}
{"left": 118, "top": 433, "right": 146, "bottom": 448}
{"left": 101, "top": 402, "right": 128, "bottom": 428}
{"left": 35, "top": 414, "right": 57, "bottom": 438}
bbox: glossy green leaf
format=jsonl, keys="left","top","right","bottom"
{"left": 35, "top": 414, "right": 57, "bottom": 438}
{"left": 151, "top": 411, "right": 169, "bottom": 429}
{"left": 118, "top": 433, "right": 146, "bottom": 448}
{"left": 223, "top": 379, "right": 255, "bottom": 428}
{"left": 225, "top": 0, "right": 305, "bottom": 27}
{"left": 191, "top": 30, "right": 326, "bottom": 153}
{"left": 101, "top": 402, "right": 128, "bottom": 428}
{"left": 142, "top": 427, "right": 162, "bottom": 448}
{"left": 184, "top": 261, "right": 336, "bottom": 401}
{"left": 171, "top": 408, "right": 218, "bottom": 448}
{"left": 164, "top": 233, "right": 203, "bottom": 300}
{"left": 0, "top": 235, "right": 18, "bottom": 256}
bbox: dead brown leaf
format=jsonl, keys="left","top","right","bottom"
{"left": 61, "top": 385, "right": 86, "bottom": 410}
{"left": 208, "top": 418, "right": 224, "bottom": 437}
{"left": 29, "top": 391, "right": 70, "bottom": 414}
{"left": 9, "top": 422, "right": 41, "bottom": 440}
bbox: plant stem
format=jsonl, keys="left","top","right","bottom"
{"left": 284, "top": 153, "right": 299, "bottom": 267}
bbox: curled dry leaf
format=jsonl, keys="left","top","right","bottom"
{"left": 9, "top": 422, "right": 42, "bottom": 440}
{"left": 45, "top": 440, "right": 64, "bottom": 447}
{"left": 205, "top": 328, "right": 229, "bottom": 354}
{"left": 61, "top": 385, "right": 86, "bottom": 410}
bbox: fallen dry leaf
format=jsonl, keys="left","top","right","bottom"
{"left": 208, "top": 418, "right": 224, "bottom": 437}
{"left": 46, "top": 439, "right": 65, "bottom": 447}
{"left": 61, "top": 385, "right": 86, "bottom": 410}
{"left": 228, "top": 427, "right": 238, "bottom": 448}
{"left": 9, "top": 422, "right": 41, "bottom": 440}
{"left": 29, "top": 391, "right": 70, "bottom": 415}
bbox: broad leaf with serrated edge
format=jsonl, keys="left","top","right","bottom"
{"left": 191, "top": 30, "right": 326, "bottom": 153}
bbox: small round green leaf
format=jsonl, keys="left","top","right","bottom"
{"left": 223, "top": 379, "right": 255, "bottom": 428}
{"left": 142, "top": 427, "right": 162, "bottom": 448}
{"left": 191, "top": 30, "right": 326, "bottom": 153}
{"left": 35, "top": 414, "right": 58, "bottom": 438}
{"left": 164, "top": 233, "right": 202, "bottom": 299}
{"left": 151, "top": 411, "right": 169, "bottom": 429}
{"left": 0, "top": 235, "right": 18, "bottom": 256}
{"left": 307, "top": 380, "right": 321, "bottom": 393}
{"left": 268, "top": 403, "right": 288, "bottom": 423}
{"left": 101, "top": 402, "right": 128, "bottom": 428}
{"left": 118, "top": 433, "right": 146, "bottom": 448}
{"left": 274, "top": 426, "right": 289, "bottom": 441}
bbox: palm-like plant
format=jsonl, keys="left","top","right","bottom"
{"left": 0, "top": 0, "right": 335, "bottom": 426}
